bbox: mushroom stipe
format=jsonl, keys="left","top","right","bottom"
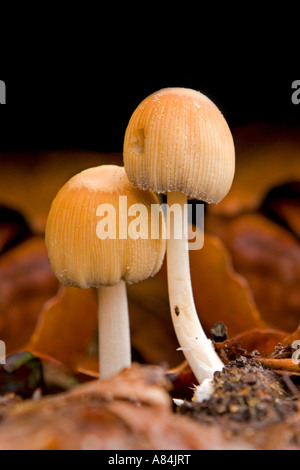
{"left": 124, "top": 88, "right": 235, "bottom": 397}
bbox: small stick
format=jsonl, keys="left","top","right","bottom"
{"left": 254, "top": 357, "right": 300, "bottom": 374}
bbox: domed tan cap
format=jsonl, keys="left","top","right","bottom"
{"left": 124, "top": 88, "right": 235, "bottom": 203}
{"left": 45, "top": 165, "right": 166, "bottom": 288}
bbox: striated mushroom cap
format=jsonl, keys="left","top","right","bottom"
{"left": 45, "top": 165, "right": 166, "bottom": 288}
{"left": 124, "top": 87, "right": 235, "bottom": 203}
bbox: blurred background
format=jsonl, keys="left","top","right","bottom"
{"left": 0, "top": 73, "right": 299, "bottom": 152}
{"left": 0, "top": 64, "right": 299, "bottom": 373}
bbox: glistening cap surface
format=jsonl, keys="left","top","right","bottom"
{"left": 45, "top": 165, "right": 166, "bottom": 288}
{"left": 124, "top": 88, "right": 235, "bottom": 203}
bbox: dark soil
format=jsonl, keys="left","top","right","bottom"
{"left": 178, "top": 357, "right": 298, "bottom": 432}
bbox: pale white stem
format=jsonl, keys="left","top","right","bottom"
{"left": 166, "top": 191, "right": 224, "bottom": 384}
{"left": 97, "top": 280, "right": 131, "bottom": 379}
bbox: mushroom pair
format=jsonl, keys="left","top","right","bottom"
{"left": 46, "top": 87, "right": 235, "bottom": 388}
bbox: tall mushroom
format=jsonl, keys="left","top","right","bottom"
{"left": 124, "top": 88, "right": 235, "bottom": 387}
{"left": 45, "top": 165, "right": 166, "bottom": 379}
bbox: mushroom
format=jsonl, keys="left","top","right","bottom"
{"left": 45, "top": 165, "right": 166, "bottom": 379}
{"left": 124, "top": 88, "right": 235, "bottom": 387}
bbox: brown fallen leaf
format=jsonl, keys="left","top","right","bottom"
{"left": 189, "top": 232, "right": 266, "bottom": 337}
{"left": 0, "top": 364, "right": 253, "bottom": 450}
{"left": 0, "top": 237, "right": 58, "bottom": 353}
{"left": 206, "top": 213, "right": 300, "bottom": 332}
{"left": 222, "top": 328, "right": 288, "bottom": 357}
{"left": 245, "top": 406, "right": 300, "bottom": 450}
{"left": 27, "top": 286, "right": 98, "bottom": 369}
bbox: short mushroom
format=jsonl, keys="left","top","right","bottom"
{"left": 124, "top": 88, "right": 235, "bottom": 386}
{"left": 45, "top": 165, "right": 166, "bottom": 379}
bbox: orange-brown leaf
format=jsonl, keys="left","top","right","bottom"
{"left": 0, "top": 238, "right": 58, "bottom": 353}
{"left": 189, "top": 232, "right": 266, "bottom": 337}
{"left": 28, "top": 286, "right": 98, "bottom": 369}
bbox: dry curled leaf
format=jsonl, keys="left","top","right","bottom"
{"left": 220, "top": 328, "right": 288, "bottom": 357}
{"left": 206, "top": 213, "right": 300, "bottom": 332}
{"left": 0, "top": 364, "right": 252, "bottom": 450}
{"left": 0, "top": 237, "right": 58, "bottom": 353}
{"left": 189, "top": 232, "right": 266, "bottom": 337}
{"left": 27, "top": 286, "right": 98, "bottom": 369}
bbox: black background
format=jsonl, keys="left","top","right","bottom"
{"left": 1, "top": 52, "right": 299, "bottom": 153}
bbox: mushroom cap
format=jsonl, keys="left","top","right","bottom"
{"left": 123, "top": 87, "right": 235, "bottom": 203}
{"left": 45, "top": 165, "right": 166, "bottom": 288}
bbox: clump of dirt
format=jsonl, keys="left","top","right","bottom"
{"left": 178, "top": 357, "right": 298, "bottom": 431}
